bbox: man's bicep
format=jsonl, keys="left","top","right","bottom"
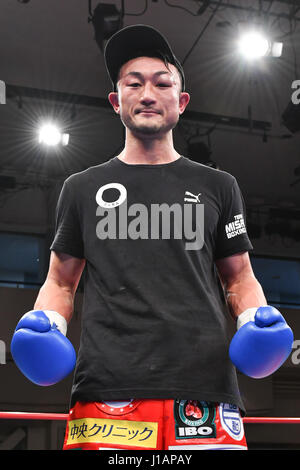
{"left": 47, "top": 250, "right": 86, "bottom": 294}
{"left": 215, "top": 251, "right": 254, "bottom": 287}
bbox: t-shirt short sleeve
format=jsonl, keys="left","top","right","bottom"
{"left": 50, "top": 178, "right": 84, "bottom": 259}
{"left": 214, "top": 177, "right": 253, "bottom": 260}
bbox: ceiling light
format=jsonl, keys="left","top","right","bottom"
{"left": 38, "top": 124, "right": 69, "bottom": 147}
{"left": 236, "top": 23, "right": 283, "bottom": 60}
{"left": 238, "top": 31, "right": 270, "bottom": 59}
{"left": 90, "top": 3, "right": 123, "bottom": 52}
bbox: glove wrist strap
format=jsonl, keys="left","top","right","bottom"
{"left": 236, "top": 308, "right": 258, "bottom": 330}
{"left": 43, "top": 310, "right": 68, "bottom": 336}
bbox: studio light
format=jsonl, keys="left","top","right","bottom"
{"left": 236, "top": 23, "right": 283, "bottom": 61}
{"left": 38, "top": 124, "right": 69, "bottom": 147}
{"left": 90, "top": 3, "right": 123, "bottom": 52}
{"left": 238, "top": 31, "right": 270, "bottom": 59}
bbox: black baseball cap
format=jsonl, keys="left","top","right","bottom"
{"left": 104, "top": 24, "right": 185, "bottom": 92}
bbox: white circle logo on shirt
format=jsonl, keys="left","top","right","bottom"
{"left": 96, "top": 183, "right": 127, "bottom": 208}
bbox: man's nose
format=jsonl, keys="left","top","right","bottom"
{"left": 139, "top": 83, "right": 156, "bottom": 104}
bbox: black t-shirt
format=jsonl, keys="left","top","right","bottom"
{"left": 50, "top": 155, "right": 253, "bottom": 411}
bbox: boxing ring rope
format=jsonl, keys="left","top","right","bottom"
{"left": 0, "top": 411, "right": 300, "bottom": 424}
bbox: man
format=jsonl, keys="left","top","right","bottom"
{"left": 11, "top": 25, "right": 293, "bottom": 451}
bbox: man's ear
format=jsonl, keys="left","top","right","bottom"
{"left": 179, "top": 92, "right": 190, "bottom": 115}
{"left": 108, "top": 92, "right": 120, "bottom": 114}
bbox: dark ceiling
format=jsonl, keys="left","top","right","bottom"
{"left": 0, "top": 0, "right": 300, "bottom": 218}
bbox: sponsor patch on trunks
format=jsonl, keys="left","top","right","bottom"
{"left": 67, "top": 417, "right": 158, "bottom": 448}
{"left": 174, "top": 400, "right": 216, "bottom": 439}
{"left": 219, "top": 403, "right": 244, "bottom": 441}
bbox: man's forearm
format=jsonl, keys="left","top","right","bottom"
{"left": 225, "top": 274, "right": 267, "bottom": 319}
{"left": 34, "top": 278, "right": 75, "bottom": 324}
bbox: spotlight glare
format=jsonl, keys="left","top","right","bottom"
{"left": 38, "top": 124, "right": 69, "bottom": 147}
{"left": 238, "top": 31, "right": 270, "bottom": 60}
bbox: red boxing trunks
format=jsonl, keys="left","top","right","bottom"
{"left": 63, "top": 399, "right": 247, "bottom": 450}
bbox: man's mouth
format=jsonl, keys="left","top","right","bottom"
{"left": 137, "top": 110, "right": 160, "bottom": 115}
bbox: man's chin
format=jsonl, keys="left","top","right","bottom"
{"left": 122, "top": 116, "right": 177, "bottom": 136}
{"left": 130, "top": 124, "right": 164, "bottom": 136}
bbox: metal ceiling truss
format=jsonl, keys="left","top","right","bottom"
{"left": 206, "top": 0, "right": 300, "bottom": 21}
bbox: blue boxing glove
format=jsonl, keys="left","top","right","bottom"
{"left": 11, "top": 310, "right": 76, "bottom": 386}
{"left": 229, "top": 306, "right": 294, "bottom": 378}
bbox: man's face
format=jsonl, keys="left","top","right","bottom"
{"left": 108, "top": 56, "right": 190, "bottom": 138}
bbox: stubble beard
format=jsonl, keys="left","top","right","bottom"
{"left": 121, "top": 113, "right": 178, "bottom": 137}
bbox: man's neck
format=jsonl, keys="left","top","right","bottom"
{"left": 117, "top": 132, "right": 181, "bottom": 165}
{"left": 117, "top": 152, "right": 181, "bottom": 165}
